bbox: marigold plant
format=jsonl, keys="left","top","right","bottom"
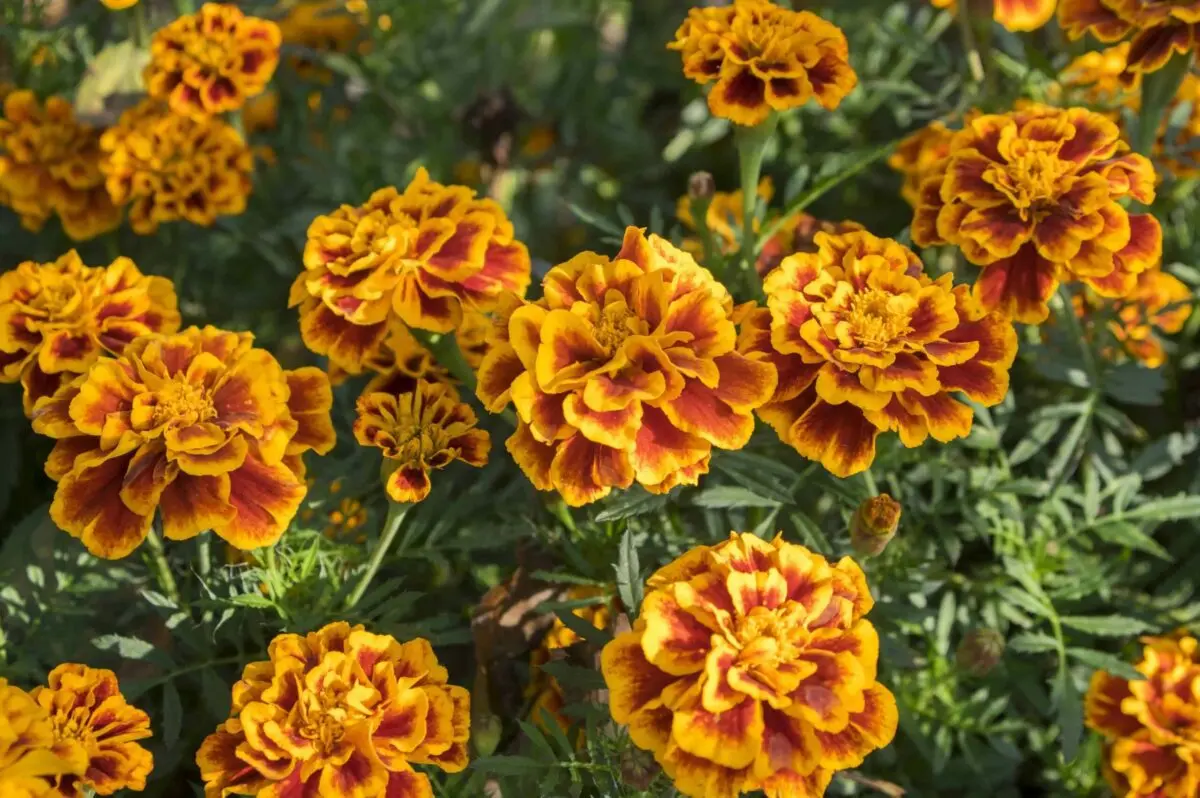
{"left": 0, "top": 250, "right": 180, "bottom": 415}
{"left": 1085, "top": 631, "right": 1200, "bottom": 797}
{"left": 1059, "top": 0, "right": 1200, "bottom": 76}
{"left": 931, "top": 0, "right": 1059, "bottom": 31}
{"left": 1079, "top": 267, "right": 1193, "bottom": 367}
{"left": 912, "top": 104, "right": 1162, "bottom": 323}
{"left": 601, "top": 532, "right": 897, "bottom": 798}
{"left": 669, "top": 0, "right": 857, "bottom": 126}
{"left": 528, "top": 586, "right": 611, "bottom": 734}
{"left": 197, "top": 621, "right": 470, "bottom": 797}
{"left": 30, "top": 325, "right": 335, "bottom": 558}
{"left": 476, "top": 226, "right": 777, "bottom": 505}
{"left": 0, "top": 679, "right": 86, "bottom": 798}
{"left": 30, "top": 664, "right": 153, "bottom": 796}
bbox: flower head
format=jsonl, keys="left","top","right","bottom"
{"left": 668, "top": 0, "right": 857, "bottom": 126}
{"left": 850, "top": 494, "right": 901, "bottom": 556}
{"left": 197, "top": 621, "right": 470, "bottom": 797}
{"left": 0, "top": 90, "right": 121, "bottom": 241}
{"left": 101, "top": 0, "right": 139, "bottom": 7}
{"left": 0, "top": 251, "right": 180, "bottom": 414}
{"left": 1059, "top": 0, "right": 1200, "bottom": 77}
{"left": 1058, "top": 43, "right": 1139, "bottom": 106}
{"left": 931, "top": 0, "right": 1058, "bottom": 31}
{"left": 30, "top": 325, "right": 336, "bottom": 559}
{"left": 324, "top": 497, "right": 368, "bottom": 541}
{"left": 145, "top": 2, "right": 281, "bottom": 121}
{"left": 354, "top": 380, "right": 490, "bottom": 504}
{"left": 1085, "top": 631, "right": 1200, "bottom": 797}
{"left": 279, "top": 0, "right": 362, "bottom": 82}
{"left": 100, "top": 99, "right": 254, "bottom": 235}
{"left": 1082, "top": 267, "right": 1193, "bottom": 367}
{"left": 31, "top": 665, "right": 153, "bottom": 797}
{"left": 601, "top": 532, "right": 897, "bottom": 798}
{"left": 0, "top": 679, "right": 86, "bottom": 798}
{"left": 956, "top": 628, "right": 1005, "bottom": 677}
{"left": 289, "top": 167, "right": 531, "bottom": 374}
{"left": 477, "top": 227, "right": 778, "bottom": 506}
{"left": 744, "top": 230, "right": 1017, "bottom": 477}
{"left": 889, "top": 118, "right": 962, "bottom": 207}
{"left": 912, "top": 104, "right": 1162, "bottom": 323}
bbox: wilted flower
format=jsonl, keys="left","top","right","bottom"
{"left": 1059, "top": 0, "right": 1200, "bottom": 77}
{"left": 528, "top": 586, "right": 612, "bottom": 734}
{"left": 601, "top": 532, "right": 897, "bottom": 798}
{"left": 850, "top": 494, "right": 901, "bottom": 556}
{"left": 1080, "top": 267, "right": 1193, "bottom": 368}
{"left": 31, "top": 665, "right": 153, "bottom": 796}
{"left": 742, "top": 230, "right": 1017, "bottom": 477}
{"left": 912, "top": 104, "right": 1161, "bottom": 323}
{"left": 144, "top": 2, "right": 281, "bottom": 121}
{"left": 0, "top": 679, "right": 86, "bottom": 798}
{"left": 687, "top": 171, "right": 716, "bottom": 202}
{"left": 930, "top": 0, "right": 1058, "bottom": 31}
{"left": 354, "top": 380, "right": 490, "bottom": 504}
{"left": 31, "top": 326, "right": 335, "bottom": 559}
{"left": 100, "top": 99, "right": 255, "bottom": 235}
{"left": 0, "top": 90, "right": 121, "bottom": 241}
{"left": 956, "top": 628, "right": 1005, "bottom": 676}
{"left": 289, "top": 167, "right": 531, "bottom": 374}
{"left": 1085, "top": 631, "right": 1200, "bottom": 797}
{"left": 668, "top": 0, "right": 857, "bottom": 126}
{"left": 0, "top": 251, "right": 180, "bottom": 414}
{"left": 197, "top": 621, "right": 470, "bottom": 797}
{"left": 476, "top": 227, "right": 777, "bottom": 505}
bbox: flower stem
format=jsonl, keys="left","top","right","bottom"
{"left": 1134, "top": 51, "right": 1192, "bottom": 158}
{"left": 131, "top": 2, "right": 149, "bottom": 48}
{"left": 1055, "top": 285, "right": 1101, "bottom": 391}
{"left": 145, "top": 527, "right": 181, "bottom": 607}
{"left": 412, "top": 328, "right": 476, "bottom": 395}
{"left": 345, "top": 500, "right": 409, "bottom": 610}
{"left": 957, "top": 0, "right": 988, "bottom": 87}
{"left": 734, "top": 115, "right": 778, "bottom": 297}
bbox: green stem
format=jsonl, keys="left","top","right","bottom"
{"left": 411, "top": 328, "right": 477, "bottom": 395}
{"left": 345, "top": 500, "right": 409, "bottom": 609}
{"left": 174, "top": 0, "right": 196, "bottom": 15}
{"left": 689, "top": 194, "right": 719, "bottom": 271}
{"left": 131, "top": 2, "right": 148, "bottom": 48}
{"left": 1055, "top": 285, "right": 1101, "bottom": 391}
{"left": 957, "top": 0, "right": 987, "bottom": 88}
{"left": 1134, "top": 51, "right": 1192, "bottom": 158}
{"left": 197, "top": 537, "right": 213, "bottom": 622}
{"left": 734, "top": 115, "right": 779, "bottom": 296}
{"left": 145, "top": 528, "right": 181, "bottom": 607}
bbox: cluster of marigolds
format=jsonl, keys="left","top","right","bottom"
{"left": 1, "top": 0, "right": 1198, "bottom": 795}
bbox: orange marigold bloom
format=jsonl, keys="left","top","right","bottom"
{"left": 1058, "top": 43, "right": 1139, "bottom": 105}
{"left": 31, "top": 664, "right": 153, "bottom": 797}
{"left": 744, "top": 230, "right": 1017, "bottom": 477}
{"left": 912, "top": 104, "right": 1162, "bottom": 323}
{"left": 755, "top": 212, "right": 865, "bottom": 277}
{"left": 30, "top": 326, "right": 336, "bottom": 559}
{"left": 668, "top": 0, "right": 857, "bottom": 126}
{"left": 145, "top": 2, "right": 281, "bottom": 121}
{"left": 289, "top": 167, "right": 532, "bottom": 374}
{"left": 279, "top": 0, "right": 362, "bottom": 83}
{"left": 528, "top": 587, "right": 612, "bottom": 734}
{"left": 889, "top": 119, "right": 960, "bottom": 208}
{"left": 354, "top": 380, "right": 490, "bottom": 503}
{"left": 0, "top": 679, "right": 86, "bottom": 798}
{"left": 0, "top": 251, "right": 180, "bottom": 415}
{"left": 100, "top": 99, "right": 254, "bottom": 235}
{"left": 930, "top": 0, "right": 1059, "bottom": 31}
{"left": 476, "top": 227, "right": 778, "bottom": 506}
{"left": 1085, "top": 631, "right": 1200, "bottom": 797}
{"left": 197, "top": 621, "right": 470, "bottom": 797}
{"left": 324, "top": 496, "right": 368, "bottom": 541}
{"left": 100, "top": 0, "right": 138, "bottom": 7}
{"left": 601, "top": 532, "right": 897, "bottom": 798}
{"left": 1083, "top": 267, "right": 1193, "bottom": 367}
{"left": 0, "top": 90, "right": 121, "bottom": 241}
{"left": 1060, "top": 0, "right": 1200, "bottom": 77}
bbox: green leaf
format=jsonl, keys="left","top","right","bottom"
{"left": 1103, "top": 362, "right": 1166, "bottom": 406}
{"left": 593, "top": 488, "right": 669, "bottom": 522}
{"left": 1009, "top": 419, "right": 1063, "bottom": 466}
{"left": 161, "top": 682, "right": 183, "bottom": 749}
{"left": 615, "top": 528, "right": 643, "bottom": 620}
{"left": 690, "top": 485, "right": 782, "bottom": 509}
{"left": 1008, "top": 632, "right": 1060, "bottom": 654}
{"left": 565, "top": 202, "right": 623, "bottom": 238}
{"left": 1060, "top": 615, "right": 1150, "bottom": 636}
{"left": 472, "top": 755, "right": 547, "bottom": 776}
{"left": 91, "top": 635, "right": 156, "bottom": 660}
{"left": 1091, "top": 520, "right": 1171, "bottom": 561}
{"left": 1066, "top": 648, "right": 1144, "bottom": 682}
{"left": 554, "top": 608, "right": 612, "bottom": 647}
{"left": 1055, "top": 669, "right": 1084, "bottom": 763}
{"left": 538, "top": 659, "right": 607, "bottom": 692}
{"left": 1116, "top": 495, "right": 1200, "bottom": 524}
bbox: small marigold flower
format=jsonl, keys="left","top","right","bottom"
{"left": 1085, "top": 631, "right": 1200, "bottom": 797}
{"left": 197, "top": 621, "right": 470, "bottom": 797}
{"left": 850, "top": 494, "right": 901, "bottom": 556}
{"left": 755, "top": 212, "right": 865, "bottom": 277}
{"left": 30, "top": 326, "right": 336, "bottom": 559}
{"left": 0, "top": 679, "right": 87, "bottom": 798}
{"left": 1081, "top": 267, "right": 1193, "bottom": 367}
{"left": 278, "top": 0, "right": 362, "bottom": 83}
{"left": 668, "top": 0, "right": 857, "bottom": 126}
{"left": 1060, "top": 0, "right": 1200, "bottom": 77}
{"left": 930, "top": 0, "right": 1059, "bottom": 31}
{"left": 100, "top": 0, "right": 138, "bottom": 7}
{"left": 31, "top": 665, "right": 153, "bottom": 796}
{"left": 889, "top": 118, "right": 962, "bottom": 208}
{"left": 0, "top": 250, "right": 180, "bottom": 415}
{"left": 354, "top": 380, "right": 490, "bottom": 504}
{"left": 601, "top": 532, "right": 897, "bottom": 798}
{"left": 100, "top": 100, "right": 254, "bottom": 235}
{"left": 0, "top": 90, "right": 121, "bottom": 241}
{"left": 912, "top": 104, "right": 1162, "bottom": 324}
{"left": 324, "top": 496, "right": 368, "bottom": 541}
{"left": 743, "top": 230, "right": 1018, "bottom": 477}
{"left": 1058, "top": 42, "right": 1139, "bottom": 106}
{"left": 477, "top": 227, "right": 778, "bottom": 506}
{"left": 289, "top": 167, "right": 532, "bottom": 374}
{"left": 528, "top": 587, "right": 612, "bottom": 734}
{"left": 144, "top": 2, "right": 281, "bottom": 121}
{"left": 956, "top": 628, "right": 1005, "bottom": 677}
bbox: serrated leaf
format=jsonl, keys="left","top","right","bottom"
{"left": 1066, "top": 648, "right": 1145, "bottom": 681}
{"left": 1060, "top": 615, "right": 1150, "bottom": 636}
{"left": 1055, "top": 670, "right": 1083, "bottom": 763}
{"left": 539, "top": 659, "right": 607, "bottom": 692}
{"left": 1008, "top": 632, "right": 1060, "bottom": 654}
{"left": 1091, "top": 520, "right": 1171, "bottom": 560}
{"left": 593, "top": 489, "right": 668, "bottom": 522}
{"left": 91, "top": 635, "right": 155, "bottom": 660}
{"left": 1117, "top": 495, "right": 1200, "bottom": 524}
{"left": 1009, "top": 419, "right": 1063, "bottom": 466}
{"left": 554, "top": 608, "right": 612, "bottom": 647}
{"left": 690, "top": 485, "right": 781, "bottom": 509}
{"left": 1103, "top": 362, "right": 1166, "bottom": 406}
{"left": 615, "top": 528, "right": 642, "bottom": 619}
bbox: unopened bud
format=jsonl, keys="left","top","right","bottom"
{"left": 688, "top": 171, "right": 715, "bottom": 201}
{"left": 850, "top": 494, "right": 901, "bottom": 556}
{"left": 956, "top": 628, "right": 1005, "bottom": 677}
{"left": 472, "top": 712, "right": 503, "bottom": 757}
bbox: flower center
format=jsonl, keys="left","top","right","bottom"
{"left": 351, "top": 212, "right": 421, "bottom": 269}
{"left": 994, "top": 145, "right": 1072, "bottom": 218}
{"left": 37, "top": 280, "right": 82, "bottom": 319}
{"left": 54, "top": 709, "right": 95, "bottom": 744}
{"left": 153, "top": 377, "right": 216, "bottom": 426}
{"left": 593, "top": 304, "right": 640, "bottom": 353}
{"left": 847, "top": 290, "right": 912, "bottom": 350}
{"left": 730, "top": 606, "right": 801, "bottom": 669}
{"left": 294, "top": 676, "right": 374, "bottom": 757}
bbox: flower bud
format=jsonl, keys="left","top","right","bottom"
{"left": 688, "top": 171, "right": 715, "bottom": 201}
{"left": 472, "top": 711, "right": 503, "bottom": 757}
{"left": 956, "top": 628, "right": 1005, "bottom": 677}
{"left": 850, "top": 494, "right": 901, "bottom": 556}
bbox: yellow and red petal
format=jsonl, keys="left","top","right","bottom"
{"left": 1126, "top": 22, "right": 1196, "bottom": 75}
{"left": 563, "top": 393, "right": 642, "bottom": 450}
{"left": 373, "top": 687, "right": 430, "bottom": 766}
{"left": 284, "top": 367, "right": 336, "bottom": 455}
{"left": 451, "top": 428, "right": 491, "bottom": 468}
{"left": 972, "top": 245, "right": 1060, "bottom": 323}
{"left": 535, "top": 309, "right": 607, "bottom": 392}
{"left": 505, "top": 421, "right": 556, "bottom": 491}
{"left": 1057, "top": 0, "right": 1133, "bottom": 40}
{"left": 383, "top": 766, "right": 434, "bottom": 798}
{"left": 994, "top": 0, "right": 1057, "bottom": 31}
{"left": 386, "top": 465, "right": 433, "bottom": 504}
{"left": 640, "top": 589, "right": 716, "bottom": 676}
{"left": 37, "top": 330, "right": 99, "bottom": 375}
{"left": 68, "top": 360, "right": 137, "bottom": 437}
{"left": 601, "top": 629, "right": 680, "bottom": 723}
{"left": 549, "top": 433, "right": 632, "bottom": 507}
{"left": 817, "top": 366, "right": 892, "bottom": 411}
{"left": 1085, "top": 670, "right": 1141, "bottom": 738}
{"left": 217, "top": 455, "right": 306, "bottom": 549}
{"left": 299, "top": 301, "right": 389, "bottom": 374}
{"left": 630, "top": 406, "right": 710, "bottom": 486}
{"left": 781, "top": 393, "right": 880, "bottom": 478}
{"left": 809, "top": 682, "right": 898, "bottom": 769}
{"left": 50, "top": 447, "right": 151, "bottom": 559}
{"left": 160, "top": 473, "right": 236, "bottom": 541}
{"left": 709, "top": 68, "right": 771, "bottom": 126}
{"left": 476, "top": 344, "right": 525, "bottom": 412}
{"left": 316, "top": 723, "right": 390, "bottom": 798}
{"left": 661, "top": 380, "right": 755, "bottom": 450}
{"left": 671, "top": 685, "right": 764, "bottom": 770}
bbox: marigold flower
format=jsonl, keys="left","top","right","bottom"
{"left": 756, "top": 213, "right": 865, "bottom": 277}
{"left": 930, "top": 0, "right": 1059, "bottom": 31}
{"left": 354, "top": 380, "right": 490, "bottom": 504}
{"left": 850, "top": 494, "right": 901, "bottom": 556}
{"left": 289, "top": 167, "right": 531, "bottom": 374}
{"left": 100, "top": 100, "right": 254, "bottom": 235}
{"left": 31, "top": 665, "right": 153, "bottom": 796}
{"left": 477, "top": 227, "right": 777, "bottom": 506}
{"left": 601, "top": 532, "right": 897, "bottom": 798}
{"left": 0, "top": 251, "right": 180, "bottom": 415}
{"left": 1081, "top": 267, "right": 1193, "bottom": 367}
{"left": 0, "top": 90, "right": 121, "bottom": 241}
{"left": 1085, "top": 631, "right": 1200, "bottom": 797}
{"left": 100, "top": 0, "right": 138, "bottom": 8}
{"left": 743, "top": 230, "right": 1017, "bottom": 477}
{"left": 889, "top": 119, "right": 960, "bottom": 208}
{"left": 912, "top": 104, "right": 1162, "bottom": 323}
{"left": 1058, "top": 43, "right": 1139, "bottom": 106}
{"left": 144, "top": 2, "right": 280, "bottom": 121}
{"left": 197, "top": 621, "right": 470, "bottom": 797}
{"left": 324, "top": 496, "right": 368, "bottom": 541}
{"left": 1060, "top": 0, "right": 1200, "bottom": 77}
{"left": 30, "top": 325, "right": 336, "bottom": 559}
{"left": 528, "top": 587, "right": 612, "bottom": 734}
{"left": 0, "top": 679, "right": 86, "bottom": 798}
{"left": 668, "top": 0, "right": 857, "bottom": 126}
{"left": 278, "top": 0, "right": 362, "bottom": 83}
